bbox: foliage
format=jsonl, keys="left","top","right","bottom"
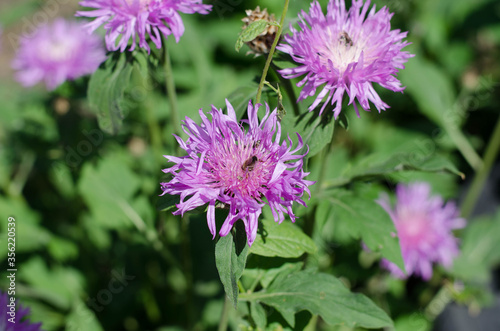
{"left": 0, "top": 0, "right": 499, "bottom": 330}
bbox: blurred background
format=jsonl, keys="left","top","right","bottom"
{"left": 0, "top": 0, "right": 499, "bottom": 330}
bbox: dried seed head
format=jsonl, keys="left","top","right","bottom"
{"left": 241, "top": 6, "right": 279, "bottom": 57}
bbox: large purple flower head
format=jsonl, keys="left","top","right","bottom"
{"left": 277, "top": 0, "right": 413, "bottom": 118}
{"left": 77, "top": 0, "right": 212, "bottom": 52}
{"left": 377, "top": 182, "right": 466, "bottom": 280}
{"left": 161, "top": 100, "right": 314, "bottom": 246}
{"left": 12, "top": 18, "right": 106, "bottom": 91}
{"left": 1, "top": 291, "right": 42, "bottom": 331}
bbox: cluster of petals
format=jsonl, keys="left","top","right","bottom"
{"left": 377, "top": 182, "right": 466, "bottom": 280}
{"left": 77, "top": 0, "right": 212, "bottom": 52}
{"left": 160, "top": 100, "right": 314, "bottom": 246}
{"left": 12, "top": 18, "right": 106, "bottom": 90}
{"left": 1, "top": 291, "right": 42, "bottom": 331}
{"left": 277, "top": 0, "right": 413, "bottom": 118}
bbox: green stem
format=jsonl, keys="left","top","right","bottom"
{"left": 444, "top": 124, "right": 483, "bottom": 171}
{"left": 145, "top": 100, "right": 163, "bottom": 162}
{"left": 271, "top": 63, "right": 300, "bottom": 116}
{"left": 162, "top": 37, "right": 180, "bottom": 137}
{"left": 8, "top": 151, "right": 36, "bottom": 197}
{"left": 461, "top": 114, "right": 500, "bottom": 218}
{"left": 217, "top": 296, "right": 231, "bottom": 331}
{"left": 255, "top": 0, "right": 290, "bottom": 104}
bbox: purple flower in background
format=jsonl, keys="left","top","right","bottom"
{"left": 76, "top": 0, "right": 212, "bottom": 52}
{"left": 377, "top": 183, "right": 466, "bottom": 280}
{"left": 277, "top": 0, "right": 413, "bottom": 118}
{"left": 1, "top": 291, "right": 42, "bottom": 331}
{"left": 161, "top": 100, "right": 314, "bottom": 246}
{"left": 12, "top": 18, "right": 106, "bottom": 91}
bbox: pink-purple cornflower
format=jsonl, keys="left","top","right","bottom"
{"left": 12, "top": 18, "right": 106, "bottom": 91}
{"left": 377, "top": 183, "right": 466, "bottom": 280}
{"left": 1, "top": 291, "right": 42, "bottom": 331}
{"left": 277, "top": 0, "right": 413, "bottom": 118}
{"left": 76, "top": 0, "right": 212, "bottom": 52}
{"left": 161, "top": 100, "right": 314, "bottom": 246}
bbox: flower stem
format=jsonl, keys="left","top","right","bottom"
{"left": 271, "top": 63, "right": 300, "bottom": 116}
{"left": 444, "top": 124, "right": 483, "bottom": 171}
{"left": 461, "top": 114, "right": 500, "bottom": 218}
{"left": 162, "top": 37, "right": 180, "bottom": 137}
{"left": 217, "top": 296, "right": 231, "bottom": 331}
{"left": 255, "top": 0, "right": 290, "bottom": 104}
{"left": 145, "top": 97, "right": 163, "bottom": 162}
{"left": 7, "top": 151, "right": 35, "bottom": 197}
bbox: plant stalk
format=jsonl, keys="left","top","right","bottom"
{"left": 461, "top": 114, "right": 500, "bottom": 218}
{"left": 255, "top": 0, "right": 290, "bottom": 104}
{"left": 217, "top": 296, "right": 231, "bottom": 331}
{"left": 163, "top": 37, "right": 181, "bottom": 137}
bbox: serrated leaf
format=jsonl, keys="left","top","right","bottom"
{"left": 66, "top": 300, "right": 104, "bottom": 331}
{"left": 280, "top": 108, "right": 335, "bottom": 158}
{"left": 236, "top": 20, "right": 270, "bottom": 52}
{"left": 250, "top": 217, "right": 316, "bottom": 258}
{"left": 215, "top": 221, "right": 249, "bottom": 308}
{"left": 243, "top": 270, "right": 393, "bottom": 328}
{"left": 326, "top": 189, "right": 405, "bottom": 271}
{"left": 87, "top": 52, "right": 134, "bottom": 135}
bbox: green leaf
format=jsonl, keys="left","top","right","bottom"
{"left": 66, "top": 300, "right": 104, "bottom": 331}
{"left": 280, "top": 109, "right": 335, "bottom": 158}
{"left": 215, "top": 221, "right": 249, "bottom": 308}
{"left": 236, "top": 20, "right": 271, "bottom": 52}
{"left": 244, "top": 270, "right": 393, "bottom": 328}
{"left": 0, "top": 197, "right": 51, "bottom": 255}
{"left": 225, "top": 85, "right": 259, "bottom": 120}
{"left": 452, "top": 210, "right": 500, "bottom": 283}
{"left": 19, "top": 257, "right": 85, "bottom": 310}
{"left": 250, "top": 217, "right": 316, "bottom": 258}
{"left": 328, "top": 152, "right": 463, "bottom": 187}
{"left": 250, "top": 301, "right": 267, "bottom": 328}
{"left": 272, "top": 53, "right": 299, "bottom": 70}
{"left": 87, "top": 52, "right": 134, "bottom": 135}
{"left": 78, "top": 156, "right": 141, "bottom": 229}
{"left": 394, "top": 314, "right": 430, "bottom": 331}
{"left": 400, "top": 56, "right": 456, "bottom": 127}
{"left": 260, "top": 262, "right": 303, "bottom": 289}
{"left": 326, "top": 189, "right": 405, "bottom": 271}
{"left": 156, "top": 193, "right": 180, "bottom": 212}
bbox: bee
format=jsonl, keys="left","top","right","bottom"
{"left": 253, "top": 140, "right": 261, "bottom": 149}
{"left": 339, "top": 31, "right": 353, "bottom": 47}
{"left": 241, "top": 155, "right": 258, "bottom": 172}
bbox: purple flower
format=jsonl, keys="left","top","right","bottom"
{"left": 12, "top": 18, "right": 106, "bottom": 91}
{"left": 377, "top": 182, "right": 466, "bottom": 280}
{"left": 277, "top": 0, "right": 413, "bottom": 118}
{"left": 1, "top": 291, "right": 42, "bottom": 331}
{"left": 76, "top": 0, "right": 212, "bottom": 52}
{"left": 161, "top": 100, "right": 314, "bottom": 246}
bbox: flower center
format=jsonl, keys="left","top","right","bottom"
{"left": 206, "top": 138, "right": 275, "bottom": 200}
{"left": 315, "top": 27, "right": 378, "bottom": 77}
{"left": 315, "top": 28, "right": 361, "bottom": 74}
{"left": 41, "top": 39, "right": 74, "bottom": 61}
{"left": 396, "top": 210, "right": 431, "bottom": 248}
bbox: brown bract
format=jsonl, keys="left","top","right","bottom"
{"left": 241, "top": 6, "right": 279, "bottom": 57}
